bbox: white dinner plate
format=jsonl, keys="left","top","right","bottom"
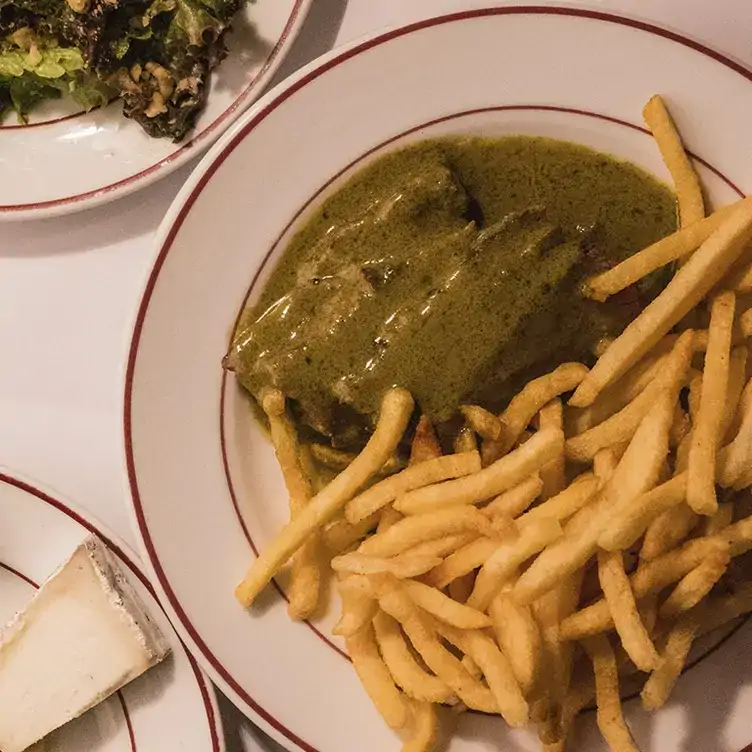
{"left": 125, "top": 8, "right": 752, "bottom": 752}
{"left": 0, "top": 470, "right": 227, "bottom": 752}
{"left": 0, "top": 0, "right": 311, "bottom": 221}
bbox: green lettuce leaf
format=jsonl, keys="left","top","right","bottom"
{"left": 6, "top": 74, "right": 61, "bottom": 119}
{"left": 68, "top": 76, "right": 111, "bottom": 109}
{"left": 166, "top": 0, "right": 223, "bottom": 50}
{"left": 0, "top": 79, "right": 12, "bottom": 118}
{"left": 0, "top": 43, "right": 84, "bottom": 79}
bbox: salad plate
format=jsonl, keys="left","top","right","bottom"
{"left": 0, "top": 0, "right": 311, "bottom": 221}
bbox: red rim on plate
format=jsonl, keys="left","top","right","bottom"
{"left": 0, "top": 0, "right": 310, "bottom": 216}
{"left": 125, "top": 8, "right": 752, "bottom": 752}
{"left": 0, "top": 472, "right": 223, "bottom": 752}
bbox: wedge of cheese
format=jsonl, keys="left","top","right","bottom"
{"left": 0, "top": 535, "right": 170, "bottom": 752}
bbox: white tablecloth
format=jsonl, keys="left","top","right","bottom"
{"left": 1, "top": 0, "right": 750, "bottom": 748}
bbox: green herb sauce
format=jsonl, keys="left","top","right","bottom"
{"left": 227, "top": 136, "right": 676, "bottom": 445}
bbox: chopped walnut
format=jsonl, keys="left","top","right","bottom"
{"left": 66, "top": 0, "right": 91, "bottom": 13}
{"left": 145, "top": 62, "right": 174, "bottom": 99}
{"left": 144, "top": 91, "right": 168, "bottom": 118}
{"left": 109, "top": 68, "right": 140, "bottom": 94}
{"left": 27, "top": 43, "right": 42, "bottom": 67}
{"left": 175, "top": 76, "right": 199, "bottom": 96}
{"left": 10, "top": 28, "right": 37, "bottom": 51}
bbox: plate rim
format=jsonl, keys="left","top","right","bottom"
{"left": 0, "top": 467, "right": 227, "bottom": 752}
{"left": 0, "top": 0, "right": 313, "bottom": 222}
{"left": 123, "top": 7, "right": 752, "bottom": 752}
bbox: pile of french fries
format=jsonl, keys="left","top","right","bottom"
{"left": 235, "top": 97, "right": 752, "bottom": 751}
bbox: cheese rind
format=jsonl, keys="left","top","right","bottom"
{"left": 0, "top": 535, "right": 170, "bottom": 752}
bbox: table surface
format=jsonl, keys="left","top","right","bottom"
{"left": 2, "top": 0, "right": 751, "bottom": 749}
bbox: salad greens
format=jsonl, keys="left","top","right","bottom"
{"left": 0, "top": 0, "right": 244, "bottom": 140}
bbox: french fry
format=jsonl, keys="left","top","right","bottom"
{"left": 336, "top": 573, "right": 377, "bottom": 598}
{"left": 490, "top": 592, "right": 542, "bottom": 696}
{"left": 469, "top": 517, "right": 563, "bottom": 611}
{"left": 560, "top": 519, "right": 752, "bottom": 639}
{"left": 533, "top": 569, "right": 583, "bottom": 744}
{"left": 378, "top": 506, "right": 404, "bottom": 533}
{"left": 331, "top": 551, "right": 442, "bottom": 579}
{"left": 544, "top": 663, "right": 595, "bottom": 752}
{"left": 731, "top": 463, "right": 752, "bottom": 491}
{"left": 582, "top": 635, "right": 639, "bottom": 752}
{"left": 236, "top": 388, "right": 414, "bottom": 607}
{"left": 459, "top": 405, "right": 505, "bottom": 441}
{"left": 324, "top": 511, "right": 380, "bottom": 554}
{"left": 359, "top": 507, "right": 494, "bottom": 558}
{"left": 309, "top": 443, "right": 358, "bottom": 471}
{"left": 725, "top": 252, "right": 752, "bottom": 292}
{"left": 739, "top": 306, "right": 752, "bottom": 336}
{"left": 517, "top": 474, "right": 600, "bottom": 529}
{"left": 535, "top": 635, "right": 572, "bottom": 745}
{"left": 454, "top": 426, "right": 478, "bottom": 454}
{"left": 345, "top": 621, "right": 410, "bottom": 729}
{"left": 516, "top": 394, "right": 672, "bottom": 605}
{"left": 643, "top": 94, "right": 705, "bottom": 227}
{"left": 570, "top": 202, "right": 752, "bottom": 407}
{"left": 640, "top": 503, "right": 699, "bottom": 561}
{"left": 598, "top": 390, "right": 673, "bottom": 521}
{"left": 374, "top": 577, "right": 498, "bottom": 713}
{"left": 584, "top": 201, "right": 743, "bottom": 301}
{"left": 687, "top": 291, "right": 736, "bottom": 514}
{"left": 434, "top": 620, "right": 529, "bottom": 727}
{"left": 395, "top": 428, "right": 563, "bottom": 515}
{"left": 597, "top": 549, "right": 659, "bottom": 671}
{"left": 484, "top": 364, "right": 589, "bottom": 461}
{"left": 703, "top": 500, "right": 734, "bottom": 535}
{"left": 345, "top": 451, "right": 481, "bottom": 524}
{"left": 512, "top": 520, "right": 597, "bottom": 607}
{"left": 332, "top": 581, "right": 378, "bottom": 637}
{"left": 538, "top": 399, "right": 566, "bottom": 500}
{"left": 721, "top": 347, "right": 749, "bottom": 442}
{"left": 410, "top": 415, "right": 443, "bottom": 465}
{"left": 259, "top": 390, "right": 322, "bottom": 620}
{"left": 640, "top": 594, "right": 660, "bottom": 639}
{"left": 717, "top": 378, "right": 752, "bottom": 487}
{"left": 405, "top": 533, "right": 477, "bottom": 559}
{"left": 460, "top": 655, "right": 482, "bottom": 680}
{"left": 598, "top": 474, "right": 687, "bottom": 551}
{"left": 687, "top": 370, "right": 703, "bottom": 423}
{"left": 641, "top": 616, "right": 699, "bottom": 710}
{"left": 427, "top": 537, "right": 498, "bottom": 590}
{"left": 593, "top": 447, "right": 618, "bottom": 482}
{"left": 567, "top": 332, "right": 693, "bottom": 460}
{"left": 482, "top": 474, "right": 543, "bottom": 519}
{"left": 372, "top": 611, "right": 455, "bottom": 704}
{"left": 567, "top": 351, "right": 669, "bottom": 436}
{"left": 593, "top": 337, "right": 614, "bottom": 357}
{"left": 675, "top": 430, "right": 692, "bottom": 472}
{"left": 310, "top": 443, "right": 405, "bottom": 476}
{"left": 402, "top": 701, "right": 439, "bottom": 752}
{"left": 403, "top": 580, "right": 491, "bottom": 629}
{"left": 695, "top": 582, "right": 752, "bottom": 637}
{"left": 658, "top": 546, "right": 730, "bottom": 619}
{"left": 669, "top": 405, "right": 691, "bottom": 448}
